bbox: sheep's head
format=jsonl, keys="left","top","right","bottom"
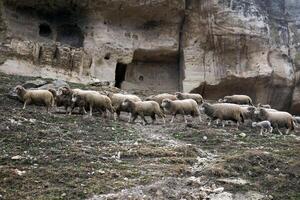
{"left": 175, "top": 92, "right": 183, "bottom": 99}
{"left": 58, "top": 86, "right": 71, "bottom": 96}
{"left": 71, "top": 93, "right": 81, "bottom": 103}
{"left": 14, "top": 85, "right": 25, "bottom": 95}
{"left": 161, "top": 99, "right": 172, "bottom": 108}
{"left": 247, "top": 106, "right": 256, "bottom": 113}
{"left": 145, "top": 95, "right": 154, "bottom": 101}
{"left": 218, "top": 99, "right": 224, "bottom": 103}
{"left": 122, "top": 99, "right": 133, "bottom": 108}
{"left": 252, "top": 122, "right": 257, "bottom": 127}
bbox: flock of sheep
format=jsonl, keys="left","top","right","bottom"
{"left": 13, "top": 85, "right": 300, "bottom": 135}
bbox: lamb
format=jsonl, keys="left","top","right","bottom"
{"left": 72, "top": 92, "right": 115, "bottom": 117}
{"left": 14, "top": 85, "right": 54, "bottom": 112}
{"left": 252, "top": 121, "right": 273, "bottom": 135}
{"left": 200, "top": 103, "right": 245, "bottom": 128}
{"left": 175, "top": 92, "right": 203, "bottom": 105}
{"left": 257, "top": 103, "right": 271, "bottom": 109}
{"left": 221, "top": 95, "right": 254, "bottom": 106}
{"left": 145, "top": 93, "right": 177, "bottom": 106}
{"left": 161, "top": 99, "right": 201, "bottom": 123}
{"left": 255, "top": 108, "right": 294, "bottom": 135}
{"left": 107, "top": 92, "right": 141, "bottom": 121}
{"left": 121, "top": 99, "right": 165, "bottom": 125}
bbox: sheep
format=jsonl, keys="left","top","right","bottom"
{"left": 58, "top": 87, "right": 98, "bottom": 115}
{"left": 252, "top": 121, "right": 273, "bottom": 135}
{"left": 221, "top": 95, "right": 254, "bottom": 106}
{"left": 145, "top": 93, "right": 177, "bottom": 106}
{"left": 254, "top": 108, "right": 294, "bottom": 135}
{"left": 257, "top": 103, "right": 271, "bottom": 109}
{"left": 161, "top": 99, "right": 201, "bottom": 123}
{"left": 72, "top": 92, "right": 115, "bottom": 117}
{"left": 48, "top": 88, "right": 74, "bottom": 114}
{"left": 292, "top": 116, "right": 300, "bottom": 127}
{"left": 175, "top": 92, "right": 203, "bottom": 105}
{"left": 14, "top": 85, "right": 54, "bottom": 112}
{"left": 107, "top": 92, "right": 141, "bottom": 121}
{"left": 121, "top": 99, "right": 165, "bottom": 125}
{"left": 200, "top": 103, "right": 245, "bottom": 128}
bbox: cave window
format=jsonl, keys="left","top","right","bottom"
{"left": 39, "top": 23, "right": 52, "bottom": 37}
{"left": 57, "top": 24, "right": 84, "bottom": 48}
{"left": 115, "top": 63, "right": 127, "bottom": 88}
{"left": 104, "top": 53, "right": 111, "bottom": 60}
{"left": 139, "top": 75, "right": 144, "bottom": 81}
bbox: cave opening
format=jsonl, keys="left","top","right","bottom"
{"left": 56, "top": 24, "right": 84, "bottom": 47}
{"left": 115, "top": 63, "right": 127, "bottom": 88}
{"left": 39, "top": 23, "right": 52, "bottom": 37}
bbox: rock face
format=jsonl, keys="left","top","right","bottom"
{"left": 0, "top": 0, "right": 299, "bottom": 113}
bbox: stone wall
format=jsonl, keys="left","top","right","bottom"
{"left": 0, "top": 0, "right": 300, "bottom": 113}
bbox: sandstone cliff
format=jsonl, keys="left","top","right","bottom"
{"left": 0, "top": 0, "right": 299, "bottom": 113}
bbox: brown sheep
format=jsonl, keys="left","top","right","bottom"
{"left": 145, "top": 93, "right": 177, "bottom": 106}
{"left": 121, "top": 99, "right": 165, "bottom": 125}
{"left": 14, "top": 85, "right": 54, "bottom": 112}
{"left": 161, "top": 99, "right": 201, "bottom": 123}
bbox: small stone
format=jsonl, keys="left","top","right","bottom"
{"left": 11, "top": 155, "right": 23, "bottom": 160}
{"left": 14, "top": 169, "right": 26, "bottom": 176}
{"left": 203, "top": 136, "right": 208, "bottom": 141}
{"left": 239, "top": 132, "right": 247, "bottom": 138}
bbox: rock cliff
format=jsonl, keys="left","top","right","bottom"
{"left": 0, "top": 0, "right": 299, "bottom": 113}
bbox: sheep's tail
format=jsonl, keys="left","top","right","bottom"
{"left": 291, "top": 118, "right": 295, "bottom": 130}
{"left": 249, "top": 99, "right": 254, "bottom": 106}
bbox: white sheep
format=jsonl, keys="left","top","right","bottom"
{"left": 252, "top": 121, "right": 273, "bottom": 135}
{"left": 145, "top": 93, "right": 177, "bottom": 106}
{"left": 107, "top": 92, "right": 141, "bottom": 121}
{"left": 201, "top": 102, "right": 245, "bottom": 128}
{"left": 14, "top": 85, "right": 54, "bottom": 112}
{"left": 121, "top": 99, "right": 165, "bottom": 125}
{"left": 58, "top": 87, "right": 99, "bottom": 115}
{"left": 72, "top": 91, "right": 115, "bottom": 117}
{"left": 255, "top": 108, "right": 294, "bottom": 135}
{"left": 221, "top": 95, "right": 254, "bottom": 106}
{"left": 161, "top": 99, "right": 201, "bottom": 123}
{"left": 175, "top": 92, "right": 203, "bottom": 105}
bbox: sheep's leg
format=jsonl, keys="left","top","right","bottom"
{"left": 82, "top": 107, "right": 87, "bottom": 115}
{"left": 89, "top": 105, "right": 93, "bottom": 116}
{"left": 171, "top": 115, "right": 175, "bottom": 123}
{"left": 277, "top": 128, "right": 283, "bottom": 135}
{"left": 270, "top": 127, "right": 273, "bottom": 133}
{"left": 132, "top": 114, "right": 137, "bottom": 123}
{"left": 198, "top": 116, "right": 202, "bottom": 123}
{"left": 286, "top": 128, "right": 291, "bottom": 135}
{"left": 184, "top": 115, "right": 188, "bottom": 124}
{"left": 128, "top": 113, "right": 132, "bottom": 123}
{"left": 259, "top": 128, "right": 263, "bottom": 136}
{"left": 162, "top": 117, "right": 166, "bottom": 124}
{"left": 141, "top": 115, "right": 148, "bottom": 125}
{"left": 215, "top": 119, "right": 220, "bottom": 125}
{"left": 151, "top": 114, "right": 156, "bottom": 124}
{"left": 23, "top": 101, "right": 28, "bottom": 109}
{"left": 222, "top": 121, "right": 226, "bottom": 127}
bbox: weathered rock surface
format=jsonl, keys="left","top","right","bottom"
{"left": 0, "top": 0, "right": 299, "bottom": 113}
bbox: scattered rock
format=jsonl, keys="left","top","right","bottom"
{"left": 239, "top": 132, "right": 247, "bottom": 138}
{"left": 217, "top": 178, "right": 249, "bottom": 185}
{"left": 208, "top": 192, "right": 233, "bottom": 200}
{"left": 22, "top": 79, "right": 48, "bottom": 89}
{"left": 13, "top": 169, "right": 26, "bottom": 176}
{"left": 11, "top": 155, "right": 23, "bottom": 160}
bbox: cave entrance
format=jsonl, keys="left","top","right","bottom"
{"left": 56, "top": 24, "right": 84, "bottom": 47}
{"left": 115, "top": 63, "right": 127, "bottom": 88}
{"left": 120, "top": 49, "right": 180, "bottom": 92}
{"left": 39, "top": 23, "right": 52, "bottom": 37}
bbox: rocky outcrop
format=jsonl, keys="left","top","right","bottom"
{"left": 0, "top": 0, "right": 299, "bottom": 113}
